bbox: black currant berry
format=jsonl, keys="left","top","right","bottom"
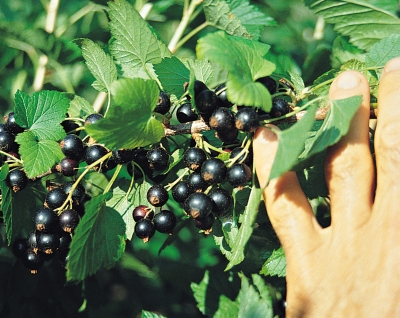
{"left": 256, "top": 76, "right": 277, "bottom": 94}
{"left": 147, "top": 185, "right": 168, "bottom": 207}
{"left": 195, "top": 89, "right": 219, "bottom": 115}
{"left": 201, "top": 157, "right": 227, "bottom": 184}
{"left": 22, "top": 248, "right": 45, "bottom": 274}
{"left": 27, "top": 230, "right": 40, "bottom": 252}
{"left": 216, "top": 128, "right": 238, "bottom": 143}
{"left": 37, "top": 232, "right": 60, "bottom": 254}
{"left": 208, "top": 187, "right": 233, "bottom": 216}
{"left": 59, "top": 248, "right": 70, "bottom": 268}
{"left": 235, "top": 108, "right": 259, "bottom": 132}
{"left": 230, "top": 147, "right": 253, "bottom": 166}
{"left": 214, "top": 83, "right": 233, "bottom": 108}
{"left": 154, "top": 210, "right": 176, "bottom": 234}
{"left": 187, "top": 172, "right": 207, "bottom": 192}
{"left": 176, "top": 103, "right": 199, "bottom": 123}
{"left": 4, "top": 112, "right": 24, "bottom": 134}
{"left": 209, "top": 107, "right": 235, "bottom": 132}
{"left": 193, "top": 214, "right": 215, "bottom": 234}
{"left": 12, "top": 238, "right": 28, "bottom": 259}
{"left": 112, "top": 148, "right": 136, "bottom": 164}
{"left": 84, "top": 144, "right": 109, "bottom": 166}
{"left": 127, "top": 148, "right": 152, "bottom": 179}
{"left": 132, "top": 205, "right": 154, "bottom": 222}
{"left": 34, "top": 207, "right": 59, "bottom": 232}
{"left": 184, "top": 147, "right": 207, "bottom": 171}
{"left": 172, "top": 181, "right": 193, "bottom": 203}
{"left": 184, "top": 192, "right": 213, "bottom": 219}
{"left": 61, "top": 119, "right": 80, "bottom": 135}
{"left": 56, "top": 157, "right": 79, "bottom": 176}
{"left": 59, "top": 209, "right": 80, "bottom": 233}
{"left": 84, "top": 113, "right": 103, "bottom": 125}
{"left": 0, "top": 131, "right": 15, "bottom": 152}
{"left": 227, "top": 163, "right": 252, "bottom": 188}
{"left": 270, "top": 98, "right": 291, "bottom": 118}
{"left": 62, "top": 181, "right": 86, "bottom": 206}
{"left": 6, "top": 169, "right": 28, "bottom": 192}
{"left": 146, "top": 147, "right": 169, "bottom": 171}
{"left": 193, "top": 80, "right": 209, "bottom": 98}
{"left": 59, "top": 232, "right": 72, "bottom": 250}
{"left": 60, "top": 134, "right": 84, "bottom": 161}
{"left": 45, "top": 187, "right": 68, "bottom": 209}
{"left": 135, "top": 218, "right": 155, "bottom": 242}
{"left": 154, "top": 91, "right": 171, "bottom": 115}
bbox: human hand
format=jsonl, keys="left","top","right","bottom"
{"left": 253, "top": 57, "right": 400, "bottom": 317}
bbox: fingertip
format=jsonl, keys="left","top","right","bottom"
{"left": 329, "top": 70, "right": 369, "bottom": 100}
{"left": 382, "top": 57, "right": 400, "bottom": 74}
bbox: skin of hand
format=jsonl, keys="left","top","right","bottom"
{"left": 253, "top": 57, "right": 400, "bottom": 317}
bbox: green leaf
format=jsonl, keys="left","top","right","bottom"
{"left": 108, "top": 0, "right": 171, "bottom": 78}
{"left": 331, "top": 36, "right": 365, "bottom": 68}
{"left": 191, "top": 270, "right": 211, "bottom": 315}
{"left": 197, "top": 32, "right": 275, "bottom": 110}
{"left": 260, "top": 247, "right": 286, "bottom": 277}
{"left": 304, "top": 0, "right": 400, "bottom": 50}
{"left": 185, "top": 59, "right": 214, "bottom": 88}
{"left": 153, "top": 57, "right": 190, "bottom": 95}
{"left": 364, "top": 0, "right": 399, "bottom": 13}
{"left": 80, "top": 38, "right": 117, "bottom": 92}
{"left": 68, "top": 95, "right": 95, "bottom": 119}
{"left": 269, "top": 104, "right": 318, "bottom": 181}
{"left": 366, "top": 33, "right": 400, "bottom": 69}
{"left": 214, "top": 295, "right": 239, "bottom": 318}
{"left": 0, "top": 162, "right": 9, "bottom": 181}
{"left": 300, "top": 96, "right": 362, "bottom": 160}
{"left": 225, "top": 182, "right": 263, "bottom": 271}
{"left": 14, "top": 90, "right": 70, "bottom": 141}
{"left": 85, "top": 78, "right": 165, "bottom": 149}
{"left": 15, "top": 131, "right": 65, "bottom": 178}
{"left": 141, "top": 310, "right": 167, "bottom": 318}
{"left": 67, "top": 193, "right": 126, "bottom": 281}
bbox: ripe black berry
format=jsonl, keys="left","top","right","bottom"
{"left": 34, "top": 207, "right": 59, "bottom": 232}
{"left": 6, "top": 169, "right": 28, "bottom": 192}
{"left": 27, "top": 230, "right": 40, "bottom": 252}
{"left": 12, "top": 238, "right": 28, "bottom": 259}
{"left": 84, "top": 144, "right": 109, "bottom": 165}
{"left": 256, "top": 76, "right": 277, "bottom": 94}
{"left": 184, "top": 192, "right": 213, "bottom": 219}
{"left": 193, "top": 80, "right": 209, "bottom": 98}
{"left": 147, "top": 185, "right": 168, "bottom": 207}
{"left": 22, "top": 248, "right": 45, "bottom": 274}
{"left": 209, "top": 107, "right": 235, "bottom": 132}
{"left": 59, "top": 232, "right": 72, "bottom": 250}
{"left": 0, "top": 131, "right": 15, "bottom": 152}
{"left": 154, "top": 210, "right": 176, "bottom": 234}
{"left": 132, "top": 205, "right": 154, "bottom": 221}
{"left": 214, "top": 83, "right": 233, "bottom": 107}
{"left": 227, "top": 163, "right": 252, "bottom": 188}
{"left": 187, "top": 172, "right": 207, "bottom": 192}
{"left": 127, "top": 148, "right": 152, "bottom": 179}
{"left": 154, "top": 91, "right": 171, "bottom": 115}
{"left": 193, "top": 214, "right": 215, "bottom": 233}
{"left": 62, "top": 119, "right": 80, "bottom": 135}
{"left": 201, "top": 158, "right": 227, "bottom": 184}
{"left": 135, "top": 218, "right": 155, "bottom": 242}
{"left": 235, "top": 108, "right": 259, "bottom": 132}
{"left": 208, "top": 187, "right": 233, "bottom": 216}
{"left": 230, "top": 147, "right": 253, "bottom": 166}
{"left": 270, "top": 98, "right": 291, "bottom": 118}
{"left": 57, "top": 157, "right": 79, "bottom": 176}
{"left": 59, "top": 248, "right": 70, "bottom": 268}
{"left": 37, "top": 232, "right": 60, "bottom": 254}
{"left": 45, "top": 187, "right": 68, "bottom": 209}
{"left": 184, "top": 147, "right": 207, "bottom": 171}
{"left": 172, "top": 181, "right": 193, "bottom": 203}
{"left": 146, "top": 147, "right": 169, "bottom": 171}
{"left": 59, "top": 209, "right": 80, "bottom": 233}
{"left": 4, "top": 112, "right": 24, "bottom": 134}
{"left": 84, "top": 113, "right": 103, "bottom": 125}
{"left": 112, "top": 148, "right": 136, "bottom": 164}
{"left": 62, "top": 181, "right": 86, "bottom": 206}
{"left": 176, "top": 103, "right": 199, "bottom": 123}
{"left": 195, "top": 89, "right": 219, "bottom": 115}
{"left": 216, "top": 128, "right": 238, "bottom": 143}
{"left": 60, "top": 134, "right": 84, "bottom": 161}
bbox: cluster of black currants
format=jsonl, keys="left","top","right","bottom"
{"left": 12, "top": 182, "right": 83, "bottom": 274}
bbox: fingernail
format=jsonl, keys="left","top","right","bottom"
{"left": 383, "top": 57, "right": 400, "bottom": 74}
{"left": 336, "top": 71, "right": 361, "bottom": 89}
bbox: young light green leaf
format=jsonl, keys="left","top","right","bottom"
{"left": 80, "top": 38, "right": 117, "bottom": 92}
{"left": 67, "top": 193, "right": 126, "bottom": 282}
{"left": 14, "top": 90, "right": 70, "bottom": 141}
{"left": 15, "top": 131, "right": 65, "bottom": 178}
{"left": 214, "top": 295, "right": 239, "bottom": 318}
{"left": 85, "top": 78, "right": 165, "bottom": 149}
{"left": 141, "top": 310, "right": 167, "bottom": 318}
{"left": 191, "top": 270, "right": 211, "bottom": 315}
{"left": 0, "top": 162, "right": 9, "bottom": 181}
{"left": 225, "top": 182, "right": 263, "bottom": 271}
{"left": 365, "top": 0, "right": 399, "bottom": 14}
{"left": 197, "top": 32, "right": 275, "bottom": 110}
{"left": 68, "top": 95, "right": 95, "bottom": 118}
{"left": 366, "top": 33, "right": 400, "bottom": 70}
{"left": 185, "top": 59, "right": 214, "bottom": 88}
{"left": 300, "top": 96, "right": 362, "bottom": 160}
{"left": 260, "top": 247, "right": 286, "bottom": 277}
{"left": 304, "top": 0, "right": 400, "bottom": 50}
{"left": 269, "top": 104, "right": 318, "bottom": 181}
{"left": 108, "top": 0, "right": 171, "bottom": 78}
{"left": 153, "top": 57, "right": 190, "bottom": 95}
